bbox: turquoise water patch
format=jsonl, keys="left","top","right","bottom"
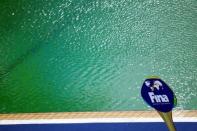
{"left": 0, "top": 0, "right": 197, "bottom": 113}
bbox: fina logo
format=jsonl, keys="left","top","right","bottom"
{"left": 145, "top": 80, "right": 169, "bottom": 103}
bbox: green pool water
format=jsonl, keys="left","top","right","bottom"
{"left": 0, "top": 0, "right": 196, "bottom": 113}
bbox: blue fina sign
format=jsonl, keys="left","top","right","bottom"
{"left": 141, "top": 77, "right": 176, "bottom": 112}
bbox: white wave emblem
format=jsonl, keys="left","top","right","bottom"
{"left": 145, "top": 80, "right": 163, "bottom": 91}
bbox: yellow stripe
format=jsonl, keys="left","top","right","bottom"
{"left": 146, "top": 76, "right": 160, "bottom": 79}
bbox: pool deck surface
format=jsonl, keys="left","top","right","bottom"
{"left": 0, "top": 110, "right": 196, "bottom": 120}
{"left": 1, "top": 111, "right": 197, "bottom": 131}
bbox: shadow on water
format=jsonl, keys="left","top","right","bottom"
{"left": 0, "top": 18, "right": 67, "bottom": 81}
{"left": 0, "top": 42, "right": 44, "bottom": 80}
